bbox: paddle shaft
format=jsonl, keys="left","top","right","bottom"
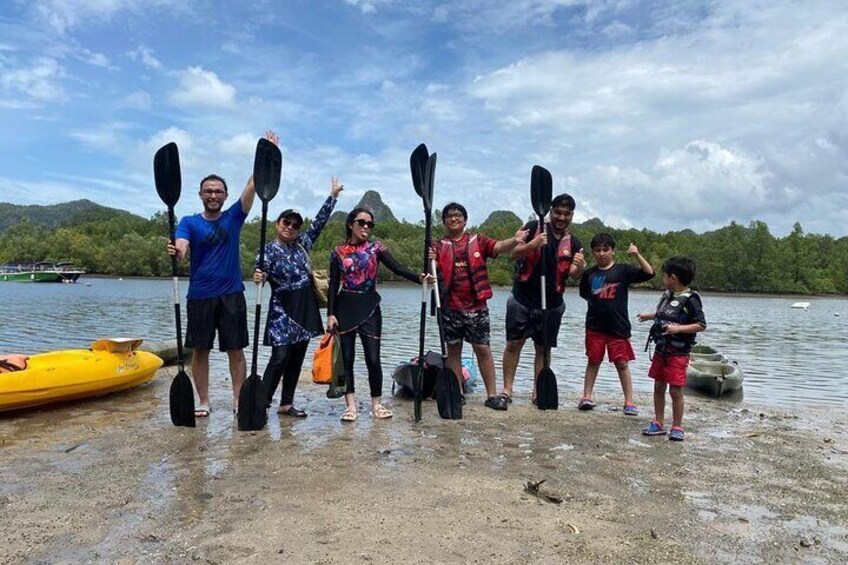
{"left": 251, "top": 201, "right": 269, "bottom": 377}
{"left": 430, "top": 258, "right": 448, "bottom": 358}
{"left": 539, "top": 215, "right": 550, "bottom": 370}
{"left": 166, "top": 207, "right": 186, "bottom": 373}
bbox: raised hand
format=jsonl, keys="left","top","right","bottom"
{"left": 265, "top": 130, "right": 280, "bottom": 146}
{"left": 330, "top": 177, "right": 344, "bottom": 199}
{"left": 573, "top": 248, "right": 586, "bottom": 269}
{"left": 628, "top": 243, "right": 639, "bottom": 256}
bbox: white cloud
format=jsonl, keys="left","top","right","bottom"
{"left": 127, "top": 46, "right": 162, "bottom": 70}
{"left": 344, "top": 0, "right": 390, "bottom": 15}
{"left": 121, "top": 90, "right": 152, "bottom": 110}
{"left": 168, "top": 66, "right": 237, "bottom": 108}
{"left": 31, "top": 0, "right": 183, "bottom": 33}
{"left": 0, "top": 57, "right": 65, "bottom": 103}
{"left": 77, "top": 48, "right": 111, "bottom": 68}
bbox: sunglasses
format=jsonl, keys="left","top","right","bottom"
{"left": 281, "top": 218, "right": 302, "bottom": 230}
{"left": 354, "top": 219, "right": 375, "bottom": 229}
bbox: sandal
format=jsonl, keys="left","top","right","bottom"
{"left": 642, "top": 421, "right": 667, "bottom": 436}
{"left": 194, "top": 404, "right": 210, "bottom": 418}
{"left": 340, "top": 408, "right": 357, "bottom": 422}
{"left": 278, "top": 406, "right": 307, "bottom": 418}
{"left": 498, "top": 392, "right": 513, "bottom": 404}
{"left": 623, "top": 403, "right": 638, "bottom": 416}
{"left": 370, "top": 404, "right": 393, "bottom": 419}
{"left": 484, "top": 396, "right": 508, "bottom": 411}
{"left": 577, "top": 398, "right": 596, "bottom": 411}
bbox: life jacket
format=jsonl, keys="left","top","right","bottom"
{"left": 517, "top": 224, "right": 573, "bottom": 293}
{"left": 648, "top": 289, "right": 700, "bottom": 354}
{"left": 437, "top": 234, "right": 493, "bottom": 302}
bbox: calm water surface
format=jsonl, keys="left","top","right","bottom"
{"left": 1, "top": 278, "right": 846, "bottom": 411}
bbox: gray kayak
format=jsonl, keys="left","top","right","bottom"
{"left": 138, "top": 339, "right": 193, "bottom": 367}
{"left": 686, "top": 356, "right": 743, "bottom": 397}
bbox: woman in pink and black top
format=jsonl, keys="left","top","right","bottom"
{"left": 326, "top": 207, "right": 430, "bottom": 422}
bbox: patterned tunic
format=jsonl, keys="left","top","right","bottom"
{"left": 327, "top": 240, "right": 420, "bottom": 332}
{"left": 255, "top": 196, "right": 335, "bottom": 345}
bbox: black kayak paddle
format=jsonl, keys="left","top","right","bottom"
{"left": 154, "top": 142, "right": 195, "bottom": 428}
{"left": 530, "top": 165, "right": 558, "bottom": 410}
{"left": 410, "top": 143, "right": 435, "bottom": 423}
{"left": 237, "top": 137, "right": 282, "bottom": 431}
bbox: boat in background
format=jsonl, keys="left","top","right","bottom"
{"left": 0, "top": 338, "right": 163, "bottom": 412}
{"left": 790, "top": 302, "right": 811, "bottom": 310}
{"left": 0, "top": 261, "right": 86, "bottom": 283}
{"left": 686, "top": 344, "right": 744, "bottom": 397}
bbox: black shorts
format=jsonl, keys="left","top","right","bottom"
{"left": 185, "top": 292, "right": 249, "bottom": 351}
{"left": 504, "top": 294, "right": 565, "bottom": 347}
{"left": 442, "top": 308, "right": 490, "bottom": 346}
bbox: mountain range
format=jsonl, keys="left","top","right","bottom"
{"left": 0, "top": 193, "right": 575, "bottom": 234}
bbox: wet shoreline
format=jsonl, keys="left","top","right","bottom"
{"left": 1, "top": 369, "right": 846, "bottom": 564}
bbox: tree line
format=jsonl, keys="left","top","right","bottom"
{"left": 0, "top": 208, "right": 845, "bottom": 295}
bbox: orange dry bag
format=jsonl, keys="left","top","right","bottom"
{"left": 312, "top": 333, "right": 336, "bottom": 384}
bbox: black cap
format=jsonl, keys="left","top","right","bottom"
{"left": 276, "top": 209, "right": 303, "bottom": 224}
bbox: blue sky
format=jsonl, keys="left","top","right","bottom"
{"left": 1, "top": 0, "right": 846, "bottom": 237}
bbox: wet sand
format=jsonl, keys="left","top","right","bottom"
{"left": 1, "top": 368, "right": 846, "bottom": 564}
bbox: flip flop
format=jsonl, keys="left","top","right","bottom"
{"left": 278, "top": 406, "right": 307, "bottom": 418}
{"left": 194, "top": 404, "right": 210, "bottom": 418}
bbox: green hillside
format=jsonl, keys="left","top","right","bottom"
{"left": 0, "top": 200, "right": 143, "bottom": 234}
{"left": 0, "top": 196, "right": 845, "bottom": 294}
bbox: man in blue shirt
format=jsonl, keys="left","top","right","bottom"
{"left": 166, "top": 131, "right": 277, "bottom": 417}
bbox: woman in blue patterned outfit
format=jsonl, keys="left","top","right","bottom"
{"left": 253, "top": 178, "right": 343, "bottom": 417}
{"left": 326, "top": 207, "right": 431, "bottom": 422}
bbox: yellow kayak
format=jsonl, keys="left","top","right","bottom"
{"left": 0, "top": 338, "right": 163, "bottom": 412}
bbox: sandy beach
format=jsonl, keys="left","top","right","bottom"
{"left": 1, "top": 366, "right": 846, "bottom": 564}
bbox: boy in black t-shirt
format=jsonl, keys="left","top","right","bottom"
{"left": 578, "top": 233, "right": 654, "bottom": 414}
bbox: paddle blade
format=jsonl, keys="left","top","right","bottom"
{"left": 254, "top": 138, "right": 282, "bottom": 203}
{"left": 535, "top": 367, "right": 558, "bottom": 410}
{"left": 154, "top": 142, "right": 181, "bottom": 207}
{"left": 237, "top": 373, "right": 267, "bottom": 431}
{"left": 422, "top": 152, "right": 436, "bottom": 212}
{"left": 435, "top": 367, "right": 462, "bottom": 420}
{"left": 410, "top": 143, "right": 429, "bottom": 199}
{"left": 530, "top": 165, "right": 553, "bottom": 218}
{"left": 169, "top": 370, "right": 196, "bottom": 427}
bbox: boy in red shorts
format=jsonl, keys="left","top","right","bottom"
{"left": 637, "top": 256, "right": 706, "bottom": 441}
{"left": 578, "top": 233, "right": 654, "bottom": 415}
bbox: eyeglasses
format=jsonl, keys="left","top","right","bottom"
{"left": 354, "top": 219, "right": 375, "bottom": 229}
{"left": 281, "top": 218, "right": 302, "bottom": 230}
{"left": 445, "top": 212, "right": 464, "bottom": 220}
{"left": 201, "top": 189, "right": 226, "bottom": 196}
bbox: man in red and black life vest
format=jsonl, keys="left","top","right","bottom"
{"left": 430, "top": 202, "right": 528, "bottom": 411}
{"left": 500, "top": 193, "right": 586, "bottom": 405}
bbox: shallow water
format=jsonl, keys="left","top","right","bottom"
{"left": 1, "top": 278, "right": 846, "bottom": 411}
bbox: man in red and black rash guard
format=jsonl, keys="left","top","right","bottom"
{"left": 432, "top": 203, "right": 527, "bottom": 410}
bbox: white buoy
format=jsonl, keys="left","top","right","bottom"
{"left": 790, "top": 302, "right": 810, "bottom": 310}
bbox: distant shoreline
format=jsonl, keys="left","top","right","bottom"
{"left": 79, "top": 274, "right": 847, "bottom": 299}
